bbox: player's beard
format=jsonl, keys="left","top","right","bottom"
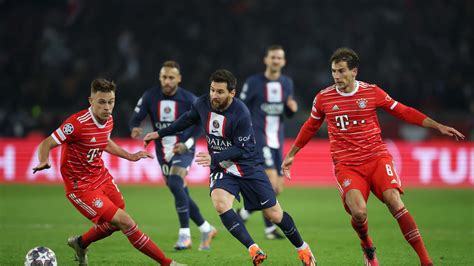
{"left": 211, "top": 97, "right": 231, "bottom": 110}
{"left": 162, "top": 85, "right": 177, "bottom": 96}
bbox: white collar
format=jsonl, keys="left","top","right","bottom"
{"left": 88, "top": 107, "right": 107, "bottom": 128}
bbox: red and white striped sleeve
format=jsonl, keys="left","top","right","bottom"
{"left": 51, "top": 115, "right": 81, "bottom": 145}
{"left": 294, "top": 92, "right": 325, "bottom": 148}
{"left": 374, "top": 86, "right": 427, "bottom": 126}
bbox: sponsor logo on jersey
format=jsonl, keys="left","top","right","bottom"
{"left": 206, "top": 135, "right": 233, "bottom": 151}
{"left": 260, "top": 102, "right": 284, "bottom": 115}
{"left": 155, "top": 121, "right": 173, "bottom": 130}
{"left": 63, "top": 123, "right": 74, "bottom": 135}
{"left": 93, "top": 198, "right": 103, "bottom": 208}
{"left": 356, "top": 98, "right": 368, "bottom": 109}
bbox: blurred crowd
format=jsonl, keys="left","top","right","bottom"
{"left": 1, "top": 0, "right": 472, "bottom": 139}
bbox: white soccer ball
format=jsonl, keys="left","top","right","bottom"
{"left": 24, "top": 246, "right": 58, "bottom": 266}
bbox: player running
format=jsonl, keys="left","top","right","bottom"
{"left": 33, "top": 78, "right": 184, "bottom": 266}
{"left": 237, "top": 45, "right": 297, "bottom": 239}
{"left": 129, "top": 60, "right": 216, "bottom": 251}
{"left": 144, "top": 69, "right": 317, "bottom": 266}
{"left": 282, "top": 47, "right": 464, "bottom": 266}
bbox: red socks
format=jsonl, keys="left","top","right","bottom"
{"left": 393, "top": 207, "right": 433, "bottom": 265}
{"left": 122, "top": 224, "right": 172, "bottom": 265}
{"left": 81, "top": 222, "right": 119, "bottom": 247}
{"left": 351, "top": 218, "right": 373, "bottom": 248}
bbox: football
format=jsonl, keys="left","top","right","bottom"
{"left": 24, "top": 246, "right": 57, "bottom": 266}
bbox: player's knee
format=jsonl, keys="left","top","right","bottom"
{"left": 263, "top": 204, "right": 283, "bottom": 223}
{"left": 111, "top": 209, "right": 135, "bottom": 231}
{"left": 212, "top": 201, "right": 230, "bottom": 214}
{"left": 383, "top": 189, "right": 404, "bottom": 212}
{"left": 352, "top": 211, "right": 367, "bottom": 223}
{"left": 349, "top": 204, "right": 367, "bottom": 222}
{"left": 211, "top": 196, "right": 232, "bottom": 214}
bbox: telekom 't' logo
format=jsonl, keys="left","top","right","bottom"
{"left": 335, "top": 115, "right": 349, "bottom": 130}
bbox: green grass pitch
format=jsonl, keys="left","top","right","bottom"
{"left": 1, "top": 185, "right": 473, "bottom": 265}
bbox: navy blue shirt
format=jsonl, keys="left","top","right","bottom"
{"left": 158, "top": 95, "right": 263, "bottom": 178}
{"left": 130, "top": 86, "right": 201, "bottom": 159}
{"left": 239, "top": 73, "right": 295, "bottom": 149}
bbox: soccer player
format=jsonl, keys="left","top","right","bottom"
{"left": 143, "top": 69, "right": 317, "bottom": 266}
{"left": 238, "top": 44, "right": 298, "bottom": 239}
{"left": 282, "top": 48, "right": 465, "bottom": 266}
{"left": 32, "top": 78, "right": 184, "bottom": 266}
{"left": 129, "top": 60, "right": 217, "bottom": 251}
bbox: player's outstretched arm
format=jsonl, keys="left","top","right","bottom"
{"left": 281, "top": 145, "right": 301, "bottom": 180}
{"left": 106, "top": 139, "right": 154, "bottom": 161}
{"left": 422, "top": 118, "right": 465, "bottom": 141}
{"left": 33, "top": 136, "right": 59, "bottom": 173}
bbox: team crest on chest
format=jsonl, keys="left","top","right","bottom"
{"left": 208, "top": 112, "right": 226, "bottom": 137}
{"left": 356, "top": 98, "right": 368, "bottom": 109}
{"left": 159, "top": 100, "right": 176, "bottom": 122}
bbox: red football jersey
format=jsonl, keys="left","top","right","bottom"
{"left": 310, "top": 81, "right": 403, "bottom": 165}
{"left": 51, "top": 107, "right": 114, "bottom": 192}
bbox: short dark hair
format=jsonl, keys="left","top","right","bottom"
{"left": 91, "top": 78, "right": 116, "bottom": 94}
{"left": 330, "top": 47, "right": 359, "bottom": 69}
{"left": 266, "top": 44, "right": 284, "bottom": 56}
{"left": 162, "top": 60, "right": 180, "bottom": 71}
{"left": 210, "top": 69, "right": 237, "bottom": 91}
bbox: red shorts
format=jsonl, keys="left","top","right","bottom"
{"left": 334, "top": 155, "right": 403, "bottom": 213}
{"left": 66, "top": 179, "right": 125, "bottom": 224}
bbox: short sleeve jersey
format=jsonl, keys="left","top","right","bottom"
{"left": 130, "top": 86, "right": 198, "bottom": 160}
{"left": 311, "top": 81, "right": 400, "bottom": 165}
{"left": 51, "top": 107, "right": 113, "bottom": 192}
{"left": 239, "top": 74, "right": 294, "bottom": 149}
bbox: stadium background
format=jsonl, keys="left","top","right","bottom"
{"left": 0, "top": 0, "right": 473, "bottom": 265}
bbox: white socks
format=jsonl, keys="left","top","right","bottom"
{"left": 264, "top": 225, "right": 278, "bottom": 234}
{"left": 296, "top": 242, "right": 309, "bottom": 251}
{"left": 179, "top": 228, "right": 191, "bottom": 236}
{"left": 198, "top": 221, "right": 211, "bottom": 233}
{"left": 239, "top": 208, "right": 251, "bottom": 220}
